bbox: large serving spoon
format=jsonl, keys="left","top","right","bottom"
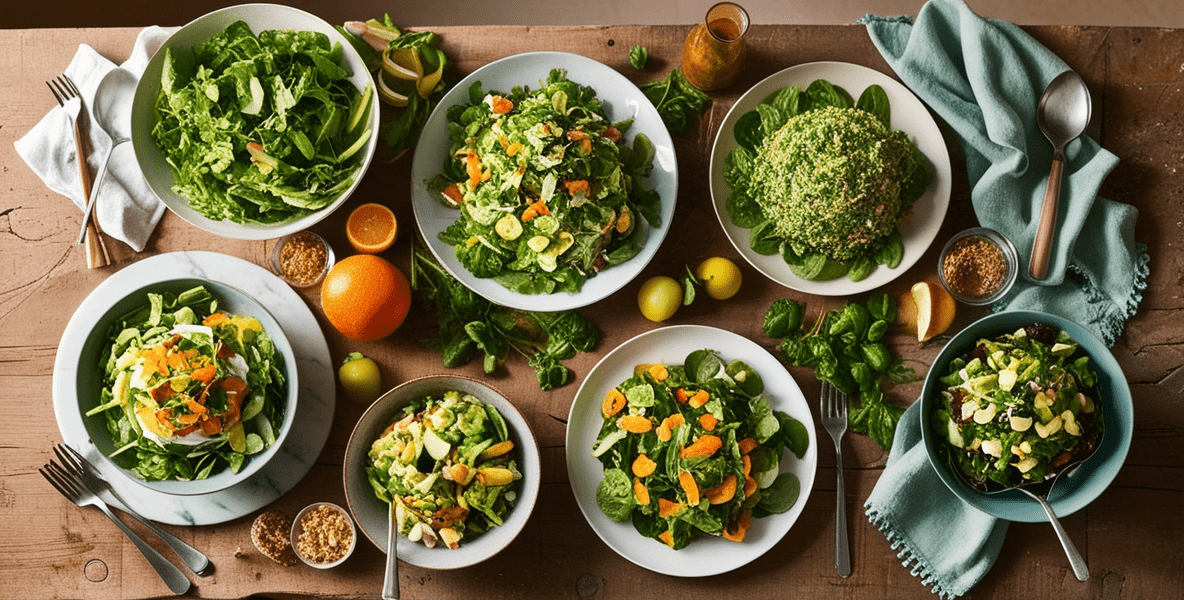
{"left": 381, "top": 501, "right": 400, "bottom": 600}
{"left": 1028, "top": 70, "right": 1092, "bottom": 279}
{"left": 77, "top": 67, "right": 137, "bottom": 244}
{"left": 966, "top": 428, "right": 1103, "bottom": 582}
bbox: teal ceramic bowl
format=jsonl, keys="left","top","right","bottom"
{"left": 920, "top": 310, "right": 1132, "bottom": 522}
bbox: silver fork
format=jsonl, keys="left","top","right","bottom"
{"left": 47, "top": 74, "right": 110, "bottom": 268}
{"left": 56, "top": 444, "right": 213, "bottom": 575}
{"left": 820, "top": 382, "right": 851, "bottom": 578}
{"left": 39, "top": 458, "right": 191, "bottom": 595}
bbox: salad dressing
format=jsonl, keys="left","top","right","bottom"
{"left": 681, "top": 2, "right": 750, "bottom": 91}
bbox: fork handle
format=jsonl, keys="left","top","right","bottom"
{"left": 834, "top": 444, "right": 852, "bottom": 578}
{"left": 70, "top": 118, "right": 109, "bottom": 269}
{"left": 108, "top": 498, "right": 212, "bottom": 575}
{"left": 93, "top": 501, "right": 191, "bottom": 594}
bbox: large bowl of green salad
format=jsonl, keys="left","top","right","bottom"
{"left": 410, "top": 51, "right": 677, "bottom": 312}
{"left": 67, "top": 279, "right": 297, "bottom": 496}
{"left": 130, "top": 4, "right": 380, "bottom": 240}
{"left": 920, "top": 311, "right": 1133, "bottom": 522}
{"left": 343, "top": 375, "right": 541, "bottom": 569}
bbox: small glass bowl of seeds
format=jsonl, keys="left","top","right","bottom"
{"left": 272, "top": 231, "right": 334, "bottom": 288}
{"left": 937, "top": 227, "right": 1018, "bottom": 305}
{"left": 290, "top": 502, "right": 357, "bottom": 569}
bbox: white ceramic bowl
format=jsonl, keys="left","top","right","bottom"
{"left": 130, "top": 3, "right": 380, "bottom": 240}
{"left": 410, "top": 51, "right": 678, "bottom": 312}
{"left": 343, "top": 375, "right": 541, "bottom": 569}
{"left": 68, "top": 278, "right": 298, "bottom": 496}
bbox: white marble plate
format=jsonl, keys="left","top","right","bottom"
{"left": 51, "top": 251, "right": 334, "bottom": 525}
{"left": 565, "top": 325, "right": 818, "bottom": 576}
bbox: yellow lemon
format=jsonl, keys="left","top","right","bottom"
{"left": 637, "top": 276, "right": 682, "bottom": 322}
{"left": 694, "top": 257, "right": 743, "bottom": 300}
{"left": 911, "top": 280, "right": 957, "bottom": 342}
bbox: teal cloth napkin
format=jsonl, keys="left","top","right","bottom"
{"left": 863, "top": 0, "right": 1149, "bottom": 347}
{"left": 865, "top": 402, "right": 1007, "bottom": 599}
{"left": 859, "top": 1, "right": 1150, "bottom": 597}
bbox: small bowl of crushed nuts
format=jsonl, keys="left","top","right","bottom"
{"left": 291, "top": 502, "right": 357, "bottom": 568}
{"left": 271, "top": 231, "right": 335, "bottom": 288}
{"left": 937, "top": 227, "right": 1018, "bottom": 306}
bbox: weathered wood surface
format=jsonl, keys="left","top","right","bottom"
{"left": 1, "top": 23, "right": 1181, "bottom": 600}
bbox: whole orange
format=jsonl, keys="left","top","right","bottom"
{"left": 321, "top": 254, "right": 412, "bottom": 341}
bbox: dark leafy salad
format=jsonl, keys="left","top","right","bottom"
{"left": 432, "top": 69, "right": 662, "bottom": 295}
{"left": 152, "top": 20, "right": 373, "bottom": 224}
{"left": 932, "top": 324, "right": 1103, "bottom": 491}
{"left": 366, "top": 391, "right": 521, "bottom": 549}
{"left": 592, "top": 349, "right": 809, "bottom": 549}
{"left": 87, "top": 286, "right": 287, "bottom": 482}
{"left": 722, "top": 79, "right": 935, "bottom": 282}
{"left": 763, "top": 294, "right": 916, "bottom": 452}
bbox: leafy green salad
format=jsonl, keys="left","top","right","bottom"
{"left": 367, "top": 391, "right": 522, "bottom": 549}
{"left": 723, "top": 79, "right": 935, "bottom": 282}
{"left": 932, "top": 324, "right": 1103, "bottom": 490}
{"left": 88, "top": 286, "right": 287, "bottom": 482}
{"left": 434, "top": 68, "right": 662, "bottom": 295}
{"left": 592, "top": 349, "right": 809, "bottom": 549}
{"left": 153, "top": 20, "right": 373, "bottom": 224}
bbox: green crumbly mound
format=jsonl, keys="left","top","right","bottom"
{"left": 749, "top": 106, "right": 918, "bottom": 262}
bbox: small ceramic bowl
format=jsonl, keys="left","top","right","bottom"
{"left": 937, "top": 227, "right": 1019, "bottom": 305}
{"left": 291, "top": 502, "right": 357, "bottom": 569}
{"left": 271, "top": 231, "right": 335, "bottom": 288}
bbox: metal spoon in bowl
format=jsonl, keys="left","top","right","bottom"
{"left": 76, "top": 67, "right": 137, "bottom": 244}
{"left": 967, "top": 427, "right": 1103, "bottom": 582}
{"left": 1028, "top": 70, "right": 1092, "bottom": 280}
{"left": 381, "top": 501, "right": 400, "bottom": 600}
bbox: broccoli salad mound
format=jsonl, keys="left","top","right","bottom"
{"left": 723, "top": 79, "right": 935, "bottom": 282}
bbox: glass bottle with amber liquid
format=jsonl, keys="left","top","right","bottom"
{"left": 682, "top": 2, "right": 750, "bottom": 91}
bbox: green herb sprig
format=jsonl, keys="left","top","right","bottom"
{"left": 410, "top": 239, "right": 600, "bottom": 390}
{"left": 763, "top": 294, "right": 917, "bottom": 451}
{"left": 638, "top": 69, "right": 711, "bottom": 134}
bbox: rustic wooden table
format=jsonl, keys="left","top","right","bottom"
{"left": 1, "top": 23, "right": 1181, "bottom": 600}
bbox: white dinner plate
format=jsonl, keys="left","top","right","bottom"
{"left": 565, "top": 325, "right": 817, "bottom": 577}
{"left": 51, "top": 251, "right": 334, "bottom": 525}
{"left": 410, "top": 51, "right": 678, "bottom": 312}
{"left": 709, "top": 61, "right": 952, "bottom": 296}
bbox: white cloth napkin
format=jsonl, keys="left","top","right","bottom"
{"left": 14, "top": 26, "right": 179, "bottom": 252}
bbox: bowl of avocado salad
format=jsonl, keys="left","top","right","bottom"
{"left": 343, "top": 376, "right": 541, "bottom": 569}
{"left": 411, "top": 51, "right": 677, "bottom": 312}
{"left": 81, "top": 281, "right": 295, "bottom": 495}
{"left": 921, "top": 311, "right": 1133, "bottom": 522}
{"left": 709, "top": 61, "right": 951, "bottom": 296}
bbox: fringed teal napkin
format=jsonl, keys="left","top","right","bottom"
{"left": 866, "top": 402, "right": 1008, "bottom": 599}
{"left": 863, "top": 0, "right": 1148, "bottom": 346}
{"left": 859, "top": 1, "right": 1150, "bottom": 597}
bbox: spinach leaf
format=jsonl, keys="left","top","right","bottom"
{"left": 733, "top": 110, "right": 765, "bottom": 153}
{"left": 595, "top": 468, "right": 636, "bottom": 522}
{"left": 628, "top": 45, "right": 649, "bottom": 70}
{"left": 753, "top": 472, "right": 801, "bottom": 516}
{"left": 638, "top": 68, "right": 711, "bottom": 135}
{"left": 856, "top": 84, "right": 891, "bottom": 128}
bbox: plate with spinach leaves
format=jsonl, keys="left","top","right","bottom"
{"left": 410, "top": 51, "right": 677, "bottom": 312}
{"left": 709, "top": 61, "right": 951, "bottom": 295}
{"left": 565, "top": 325, "right": 817, "bottom": 576}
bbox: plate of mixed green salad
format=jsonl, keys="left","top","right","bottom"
{"left": 411, "top": 51, "right": 677, "bottom": 312}
{"left": 343, "top": 375, "right": 541, "bottom": 569}
{"left": 920, "top": 311, "right": 1132, "bottom": 522}
{"left": 131, "top": 4, "right": 380, "bottom": 239}
{"left": 709, "top": 61, "right": 951, "bottom": 295}
{"left": 566, "top": 325, "right": 816, "bottom": 576}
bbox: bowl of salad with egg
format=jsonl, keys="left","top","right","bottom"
{"left": 76, "top": 280, "right": 296, "bottom": 496}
